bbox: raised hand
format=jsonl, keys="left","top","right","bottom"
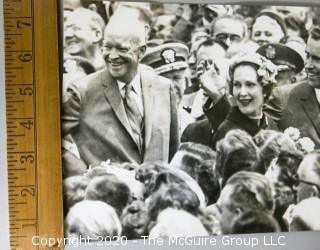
{"left": 197, "top": 59, "right": 227, "bottom": 102}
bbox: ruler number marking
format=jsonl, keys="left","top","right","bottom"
{"left": 19, "top": 87, "right": 33, "bottom": 95}
{"left": 21, "top": 187, "right": 35, "bottom": 197}
{"left": 19, "top": 120, "right": 33, "bottom": 130}
{"left": 20, "top": 154, "right": 34, "bottom": 163}
{"left": 18, "top": 53, "right": 32, "bottom": 63}
{"left": 17, "top": 20, "right": 31, "bottom": 29}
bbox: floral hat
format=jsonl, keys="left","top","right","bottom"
{"left": 228, "top": 52, "right": 279, "bottom": 88}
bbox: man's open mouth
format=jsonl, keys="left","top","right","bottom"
{"left": 109, "top": 61, "right": 125, "bottom": 67}
{"left": 66, "top": 40, "right": 78, "bottom": 46}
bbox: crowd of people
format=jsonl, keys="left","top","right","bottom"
{"left": 61, "top": 0, "right": 320, "bottom": 241}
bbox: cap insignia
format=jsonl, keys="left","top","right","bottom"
{"left": 266, "top": 45, "right": 276, "bottom": 59}
{"left": 161, "top": 48, "right": 176, "bottom": 64}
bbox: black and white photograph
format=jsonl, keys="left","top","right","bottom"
{"left": 61, "top": 0, "right": 320, "bottom": 241}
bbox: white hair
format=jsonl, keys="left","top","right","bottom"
{"left": 66, "top": 8, "right": 105, "bottom": 32}
{"left": 105, "top": 16, "right": 146, "bottom": 47}
{"left": 65, "top": 200, "right": 122, "bottom": 239}
{"left": 149, "top": 208, "right": 208, "bottom": 237}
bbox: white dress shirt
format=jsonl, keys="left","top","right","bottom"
{"left": 315, "top": 88, "right": 320, "bottom": 105}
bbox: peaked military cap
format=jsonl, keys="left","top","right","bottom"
{"left": 141, "top": 42, "right": 189, "bottom": 74}
{"left": 257, "top": 43, "right": 304, "bottom": 73}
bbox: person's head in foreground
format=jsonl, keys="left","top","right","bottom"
{"left": 85, "top": 175, "right": 131, "bottom": 215}
{"left": 65, "top": 200, "right": 122, "bottom": 240}
{"left": 289, "top": 197, "right": 320, "bottom": 231}
{"left": 226, "top": 209, "right": 280, "bottom": 234}
{"left": 149, "top": 208, "right": 209, "bottom": 237}
{"left": 121, "top": 200, "right": 148, "bottom": 239}
{"left": 63, "top": 175, "right": 90, "bottom": 215}
{"left": 296, "top": 150, "right": 320, "bottom": 202}
{"left": 216, "top": 171, "right": 274, "bottom": 234}
{"left": 147, "top": 182, "right": 201, "bottom": 229}
{"left": 215, "top": 129, "right": 260, "bottom": 188}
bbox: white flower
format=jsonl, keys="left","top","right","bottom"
{"left": 284, "top": 127, "right": 300, "bottom": 141}
{"left": 298, "top": 137, "right": 315, "bottom": 153}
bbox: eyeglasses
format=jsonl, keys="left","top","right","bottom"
{"left": 294, "top": 178, "right": 320, "bottom": 193}
{"left": 215, "top": 33, "right": 241, "bottom": 43}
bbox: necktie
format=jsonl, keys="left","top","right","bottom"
{"left": 123, "top": 83, "right": 144, "bottom": 153}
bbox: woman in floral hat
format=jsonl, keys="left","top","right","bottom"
{"left": 202, "top": 52, "right": 279, "bottom": 148}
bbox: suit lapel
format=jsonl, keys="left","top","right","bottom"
{"left": 141, "top": 68, "right": 154, "bottom": 149}
{"left": 301, "top": 84, "right": 320, "bottom": 136}
{"left": 101, "top": 69, "right": 136, "bottom": 142}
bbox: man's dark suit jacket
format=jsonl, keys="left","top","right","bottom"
{"left": 62, "top": 65, "right": 179, "bottom": 166}
{"left": 265, "top": 81, "right": 320, "bottom": 148}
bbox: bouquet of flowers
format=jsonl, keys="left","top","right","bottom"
{"left": 284, "top": 127, "right": 315, "bottom": 154}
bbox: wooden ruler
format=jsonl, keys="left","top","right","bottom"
{"left": 3, "top": 0, "right": 63, "bottom": 249}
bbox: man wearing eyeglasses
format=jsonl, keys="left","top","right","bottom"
{"left": 62, "top": 17, "right": 179, "bottom": 166}
{"left": 210, "top": 15, "right": 248, "bottom": 49}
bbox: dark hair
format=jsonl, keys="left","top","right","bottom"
{"left": 254, "top": 130, "right": 298, "bottom": 173}
{"left": 121, "top": 200, "right": 148, "bottom": 239}
{"left": 291, "top": 216, "right": 312, "bottom": 231}
{"left": 171, "top": 142, "right": 216, "bottom": 179}
{"left": 216, "top": 129, "right": 260, "bottom": 187}
{"left": 179, "top": 142, "right": 216, "bottom": 160}
{"left": 275, "top": 149, "right": 304, "bottom": 187}
{"left": 285, "top": 15, "right": 309, "bottom": 42}
{"left": 226, "top": 171, "right": 274, "bottom": 213}
{"left": 135, "top": 161, "right": 169, "bottom": 198}
{"left": 227, "top": 210, "right": 280, "bottom": 234}
{"left": 196, "top": 160, "right": 220, "bottom": 205}
{"left": 63, "top": 175, "right": 90, "bottom": 215}
{"left": 196, "top": 37, "right": 228, "bottom": 53}
{"left": 147, "top": 183, "right": 200, "bottom": 224}
{"left": 85, "top": 175, "right": 131, "bottom": 215}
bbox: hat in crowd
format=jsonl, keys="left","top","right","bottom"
{"left": 205, "top": 5, "right": 228, "bottom": 16}
{"left": 229, "top": 52, "right": 278, "bottom": 86}
{"left": 141, "top": 42, "right": 189, "bottom": 74}
{"left": 253, "top": 11, "right": 287, "bottom": 37}
{"left": 257, "top": 43, "right": 304, "bottom": 73}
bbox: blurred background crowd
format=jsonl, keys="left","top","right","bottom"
{"left": 61, "top": 0, "right": 320, "bottom": 241}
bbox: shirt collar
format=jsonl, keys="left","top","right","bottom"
{"left": 117, "top": 68, "right": 141, "bottom": 96}
{"left": 315, "top": 88, "right": 320, "bottom": 105}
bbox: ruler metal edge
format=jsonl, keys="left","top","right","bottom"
{"left": 4, "top": 0, "right": 63, "bottom": 249}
